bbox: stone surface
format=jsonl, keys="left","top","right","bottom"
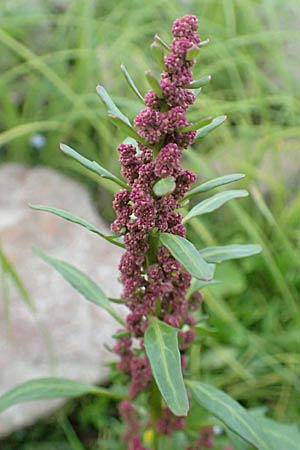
{"left": 0, "top": 164, "right": 125, "bottom": 436}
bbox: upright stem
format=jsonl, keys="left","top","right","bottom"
{"left": 148, "top": 380, "right": 162, "bottom": 450}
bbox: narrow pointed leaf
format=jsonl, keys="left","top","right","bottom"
{"left": 60, "top": 143, "right": 128, "bottom": 189}
{"left": 186, "top": 45, "right": 200, "bottom": 61}
{"left": 160, "top": 233, "right": 215, "bottom": 281}
{"left": 34, "top": 249, "right": 125, "bottom": 326}
{"left": 154, "top": 34, "right": 170, "bottom": 50}
{"left": 108, "top": 115, "right": 149, "bottom": 147}
{"left": 30, "top": 204, "right": 125, "bottom": 248}
{"left": 199, "top": 38, "right": 210, "bottom": 47}
{"left": 0, "top": 378, "right": 124, "bottom": 414}
{"left": 150, "top": 42, "right": 166, "bottom": 70}
{"left": 187, "top": 381, "right": 273, "bottom": 450}
{"left": 187, "top": 278, "right": 220, "bottom": 297}
{"left": 252, "top": 415, "right": 300, "bottom": 450}
{"left": 186, "top": 75, "right": 211, "bottom": 89}
{"left": 199, "top": 244, "right": 262, "bottom": 263}
{"left": 96, "top": 85, "right": 131, "bottom": 126}
{"left": 145, "top": 317, "right": 189, "bottom": 417}
{"left": 195, "top": 115, "right": 227, "bottom": 140}
{"left": 184, "top": 173, "right": 245, "bottom": 200}
{"left": 145, "top": 71, "right": 163, "bottom": 97}
{"left": 153, "top": 177, "right": 176, "bottom": 197}
{"left": 182, "top": 190, "right": 248, "bottom": 223}
{"left": 179, "top": 117, "right": 213, "bottom": 132}
{"left": 123, "top": 137, "right": 140, "bottom": 153}
{"left": 120, "top": 64, "right": 144, "bottom": 103}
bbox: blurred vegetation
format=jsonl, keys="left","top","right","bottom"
{"left": 1, "top": 0, "right": 300, "bottom": 448}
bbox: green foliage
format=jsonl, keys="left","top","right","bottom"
{"left": 35, "top": 248, "right": 125, "bottom": 326}
{"left": 145, "top": 317, "right": 189, "bottom": 417}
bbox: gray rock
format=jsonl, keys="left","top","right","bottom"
{"left": 0, "top": 164, "right": 125, "bottom": 436}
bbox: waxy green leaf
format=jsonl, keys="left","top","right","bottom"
{"left": 35, "top": 249, "right": 125, "bottom": 326}
{"left": 199, "top": 244, "right": 262, "bottom": 263}
{"left": 187, "top": 278, "right": 220, "bottom": 298}
{"left": 199, "top": 38, "right": 210, "bottom": 47}
{"left": 179, "top": 117, "right": 213, "bottom": 133}
{"left": 108, "top": 114, "right": 149, "bottom": 147}
{"left": 253, "top": 415, "right": 300, "bottom": 450}
{"left": 160, "top": 233, "right": 215, "bottom": 281}
{"left": 30, "top": 204, "right": 125, "bottom": 249}
{"left": 120, "top": 64, "right": 144, "bottom": 103}
{"left": 154, "top": 34, "right": 170, "bottom": 50}
{"left": 153, "top": 177, "right": 176, "bottom": 197}
{"left": 150, "top": 42, "right": 166, "bottom": 70}
{"left": 184, "top": 173, "right": 245, "bottom": 200}
{"left": 60, "top": 143, "right": 128, "bottom": 189}
{"left": 186, "top": 75, "right": 211, "bottom": 89}
{"left": 195, "top": 115, "right": 227, "bottom": 140}
{"left": 145, "top": 71, "right": 163, "bottom": 97}
{"left": 96, "top": 85, "right": 131, "bottom": 126}
{"left": 187, "top": 381, "right": 273, "bottom": 450}
{"left": 0, "top": 378, "right": 124, "bottom": 414}
{"left": 182, "top": 190, "right": 248, "bottom": 224}
{"left": 144, "top": 317, "right": 189, "bottom": 417}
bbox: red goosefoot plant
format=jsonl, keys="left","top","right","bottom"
{"left": 0, "top": 14, "right": 297, "bottom": 450}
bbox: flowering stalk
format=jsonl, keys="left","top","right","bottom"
{"left": 113, "top": 15, "right": 205, "bottom": 449}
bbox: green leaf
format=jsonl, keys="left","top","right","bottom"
{"left": 254, "top": 416, "right": 300, "bottom": 450}
{"left": 108, "top": 114, "right": 149, "bottom": 147}
{"left": 145, "top": 71, "right": 163, "bottom": 97}
{"left": 150, "top": 42, "right": 165, "bottom": 70}
{"left": 123, "top": 137, "right": 140, "bottom": 153}
{"left": 120, "top": 64, "right": 144, "bottom": 103}
{"left": 199, "top": 38, "right": 210, "bottom": 47}
{"left": 195, "top": 115, "right": 227, "bottom": 140}
{"left": 144, "top": 317, "right": 189, "bottom": 417}
{"left": 182, "top": 190, "right": 249, "bottom": 223}
{"left": 184, "top": 173, "right": 245, "bottom": 200}
{"left": 186, "top": 75, "right": 211, "bottom": 89}
{"left": 187, "top": 381, "right": 273, "bottom": 450}
{"left": 34, "top": 248, "right": 125, "bottom": 326}
{"left": 187, "top": 278, "right": 220, "bottom": 297}
{"left": 160, "top": 233, "right": 215, "bottom": 281}
{"left": 199, "top": 244, "right": 262, "bottom": 263}
{"left": 178, "top": 117, "right": 213, "bottom": 132}
{"left": 154, "top": 34, "right": 170, "bottom": 50}
{"left": 152, "top": 177, "right": 176, "bottom": 197}
{"left": 60, "top": 143, "right": 128, "bottom": 189}
{"left": 0, "top": 378, "right": 124, "bottom": 414}
{"left": 96, "top": 85, "right": 131, "bottom": 126}
{"left": 30, "top": 204, "right": 125, "bottom": 249}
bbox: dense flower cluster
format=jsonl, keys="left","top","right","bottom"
{"left": 112, "top": 14, "right": 207, "bottom": 449}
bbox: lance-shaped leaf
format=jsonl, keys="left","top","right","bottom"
{"left": 179, "top": 117, "right": 213, "bottom": 133}
{"left": 195, "top": 115, "right": 227, "bottom": 140}
{"left": 199, "top": 244, "right": 262, "bottom": 263}
{"left": 184, "top": 173, "right": 245, "bottom": 200}
{"left": 199, "top": 38, "right": 210, "bottom": 47}
{"left": 108, "top": 114, "right": 149, "bottom": 147}
{"left": 150, "top": 42, "right": 165, "bottom": 70}
{"left": 144, "top": 317, "right": 189, "bottom": 416}
{"left": 185, "top": 75, "right": 211, "bottom": 89}
{"left": 60, "top": 143, "right": 128, "bottom": 189}
{"left": 182, "top": 190, "right": 248, "bottom": 224}
{"left": 153, "top": 177, "right": 176, "bottom": 197}
{"left": 160, "top": 233, "right": 215, "bottom": 281}
{"left": 251, "top": 415, "right": 300, "bottom": 450}
{"left": 120, "top": 64, "right": 144, "bottom": 103}
{"left": 96, "top": 85, "right": 131, "bottom": 126}
{"left": 186, "top": 381, "right": 273, "bottom": 450}
{"left": 145, "top": 71, "right": 163, "bottom": 97}
{"left": 154, "top": 34, "right": 170, "bottom": 50}
{"left": 34, "top": 249, "right": 125, "bottom": 326}
{"left": 30, "top": 204, "right": 125, "bottom": 249}
{"left": 0, "top": 378, "right": 124, "bottom": 414}
{"left": 187, "top": 278, "right": 220, "bottom": 298}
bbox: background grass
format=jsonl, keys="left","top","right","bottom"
{"left": 1, "top": 0, "right": 300, "bottom": 448}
